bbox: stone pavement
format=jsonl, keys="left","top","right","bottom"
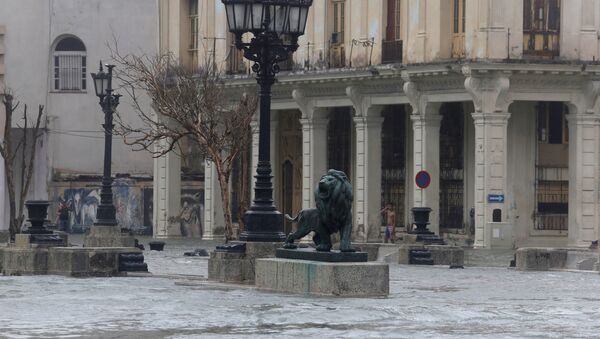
{"left": 1, "top": 236, "right": 598, "bottom": 338}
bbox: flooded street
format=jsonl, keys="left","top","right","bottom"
{"left": 1, "top": 245, "right": 599, "bottom": 339}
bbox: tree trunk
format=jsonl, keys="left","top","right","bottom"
{"left": 213, "top": 160, "right": 234, "bottom": 242}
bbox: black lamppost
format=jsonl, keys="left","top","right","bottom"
{"left": 223, "top": 0, "right": 312, "bottom": 242}
{"left": 91, "top": 63, "right": 121, "bottom": 226}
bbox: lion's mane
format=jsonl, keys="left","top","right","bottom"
{"left": 314, "top": 169, "right": 353, "bottom": 234}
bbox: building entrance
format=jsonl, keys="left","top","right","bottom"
{"left": 439, "top": 103, "right": 465, "bottom": 230}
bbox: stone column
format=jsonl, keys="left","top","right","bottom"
{"left": 153, "top": 144, "right": 181, "bottom": 238}
{"left": 410, "top": 113, "right": 442, "bottom": 235}
{"left": 471, "top": 112, "right": 511, "bottom": 247}
{"left": 403, "top": 80, "right": 442, "bottom": 235}
{"left": 464, "top": 71, "right": 512, "bottom": 248}
{"left": 353, "top": 115, "right": 384, "bottom": 242}
{"left": 567, "top": 81, "right": 600, "bottom": 246}
{"left": 203, "top": 160, "right": 226, "bottom": 240}
{"left": 347, "top": 86, "right": 384, "bottom": 242}
{"left": 293, "top": 89, "right": 328, "bottom": 209}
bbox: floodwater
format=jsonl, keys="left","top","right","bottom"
{"left": 0, "top": 242, "right": 599, "bottom": 338}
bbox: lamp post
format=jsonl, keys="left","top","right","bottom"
{"left": 223, "top": 0, "right": 313, "bottom": 241}
{"left": 91, "top": 63, "right": 121, "bottom": 226}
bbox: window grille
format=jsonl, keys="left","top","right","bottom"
{"left": 53, "top": 37, "right": 86, "bottom": 91}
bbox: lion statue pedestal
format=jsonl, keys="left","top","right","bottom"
{"left": 255, "top": 170, "right": 389, "bottom": 297}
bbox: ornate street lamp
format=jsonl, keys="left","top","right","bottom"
{"left": 223, "top": 0, "right": 312, "bottom": 242}
{"left": 91, "top": 63, "right": 121, "bottom": 226}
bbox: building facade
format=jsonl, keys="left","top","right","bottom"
{"left": 158, "top": 0, "right": 600, "bottom": 248}
{"left": 0, "top": 0, "right": 168, "bottom": 236}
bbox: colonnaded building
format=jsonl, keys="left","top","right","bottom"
{"left": 156, "top": 0, "right": 600, "bottom": 249}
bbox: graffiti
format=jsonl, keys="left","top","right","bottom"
{"left": 56, "top": 181, "right": 145, "bottom": 234}
{"left": 143, "top": 188, "right": 204, "bottom": 238}
{"left": 179, "top": 190, "right": 204, "bottom": 238}
{"left": 59, "top": 188, "right": 101, "bottom": 233}
{"left": 113, "top": 182, "right": 144, "bottom": 234}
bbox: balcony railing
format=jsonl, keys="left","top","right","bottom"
{"left": 381, "top": 40, "right": 403, "bottom": 64}
{"left": 523, "top": 30, "right": 560, "bottom": 58}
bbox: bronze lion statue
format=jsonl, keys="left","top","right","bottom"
{"left": 284, "top": 169, "right": 354, "bottom": 252}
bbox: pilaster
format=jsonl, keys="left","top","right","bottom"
{"left": 293, "top": 89, "right": 328, "bottom": 210}
{"left": 347, "top": 86, "right": 384, "bottom": 242}
{"left": 153, "top": 141, "right": 182, "bottom": 238}
{"left": 567, "top": 80, "right": 600, "bottom": 246}
{"left": 464, "top": 70, "right": 512, "bottom": 248}
{"left": 404, "top": 80, "right": 442, "bottom": 235}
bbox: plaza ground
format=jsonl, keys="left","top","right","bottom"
{"left": 0, "top": 237, "right": 599, "bottom": 338}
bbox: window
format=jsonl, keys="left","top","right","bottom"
{"left": 452, "top": 0, "right": 466, "bottom": 58}
{"left": 53, "top": 37, "right": 86, "bottom": 91}
{"left": 189, "top": 0, "right": 199, "bottom": 67}
{"left": 523, "top": 0, "right": 560, "bottom": 57}
{"left": 332, "top": 0, "right": 345, "bottom": 44}
{"left": 386, "top": 0, "right": 401, "bottom": 41}
{"left": 383, "top": 0, "right": 403, "bottom": 63}
{"left": 537, "top": 102, "right": 568, "bottom": 145}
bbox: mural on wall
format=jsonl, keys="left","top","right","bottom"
{"left": 55, "top": 180, "right": 147, "bottom": 234}
{"left": 143, "top": 187, "right": 204, "bottom": 238}
{"left": 57, "top": 188, "right": 100, "bottom": 233}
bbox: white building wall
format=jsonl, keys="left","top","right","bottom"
{"left": 0, "top": 0, "right": 157, "bottom": 177}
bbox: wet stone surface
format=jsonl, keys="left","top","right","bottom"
{"left": 1, "top": 237, "right": 599, "bottom": 338}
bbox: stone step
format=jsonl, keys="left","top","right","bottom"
{"left": 410, "top": 250, "right": 432, "bottom": 258}
{"left": 118, "top": 252, "right": 148, "bottom": 272}
{"left": 409, "top": 249, "right": 434, "bottom": 265}
{"left": 410, "top": 257, "right": 434, "bottom": 265}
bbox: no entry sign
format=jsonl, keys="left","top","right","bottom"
{"left": 415, "top": 170, "right": 431, "bottom": 189}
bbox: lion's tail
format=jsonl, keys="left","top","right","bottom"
{"left": 285, "top": 213, "right": 298, "bottom": 222}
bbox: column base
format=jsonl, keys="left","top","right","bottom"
{"left": 84, "top": 225, "right": 135, "bottom": 248}
{"left": 239, "top": 209, "right": 285, "bottom": 242}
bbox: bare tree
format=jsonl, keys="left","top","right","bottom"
{"left": 111, "top": 52, "right": 256, "bottom": 241}
{"left": 0, "top": 93, "right": 44, "bottom": 241}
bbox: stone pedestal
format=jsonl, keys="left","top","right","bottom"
{"left": 84, "top": 225, "right": 135, "bottom": 248}
{"left": 398, "top": 244, "right": 464, "bottom": 267}
{"left": 208, "top": 241, "right": 280, "bottom": 284}
{"left": 0, "top": 245, "right": 142, "bottom": 276}
{"left": 255, "top": 258, "right": 389, "bottom": 297}
{"left": 515, "top": 248, "right": 568, "bottom": 271}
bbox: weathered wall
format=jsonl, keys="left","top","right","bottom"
{"left": 50, "top": 179, "right": 204, "bottom": 237}
{"left": 0, "top": 0, "right": 159, "bottom": 231}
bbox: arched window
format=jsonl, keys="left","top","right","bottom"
{"left": 53, "top": 36, "right": 86, "bottom": 91}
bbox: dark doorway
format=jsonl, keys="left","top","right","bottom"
{"left": 439, "top": 103, "right": 465, "bottom": 230}
{"left": 327, "top": 107, "right": 352, "bottom": 175}
{"left": 381, "top": 105, "right": 406, "bottom": 231}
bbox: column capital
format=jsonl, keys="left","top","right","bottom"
{"left": 353, "top": 116, "right": 384, "bottom": 127}
{"left": 471, "top": 112, "right": 511, "bottom": 125}
{"left": 292, "top": 88, "right": 328, "bottom": 120}
{"left": 346, "top": 85, "right": 383, "bottom": 118}
{"left": 568, "top": 80, "right": 600, "bottom": 115}
{"left": 299, "top": 117, "right": 328, "bottom": 128}
{"left": 410, "top": 113, "right": 442, "bottom": 125}
{"left": 566, "top": 112, "right": 600, "bottom": 125}
{"left": 463, "top": 71, "right": 512, "bottom": 113}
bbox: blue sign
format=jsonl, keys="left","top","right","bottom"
{"left": 488, "top": 194, "right": 505, "bottom": 203}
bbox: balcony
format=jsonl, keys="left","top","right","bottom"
{"left": 523, "top": 30, "right": 560, "bottom": 58}
{"left": 381, "top": 40, "right": 403, "bottom": 64}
